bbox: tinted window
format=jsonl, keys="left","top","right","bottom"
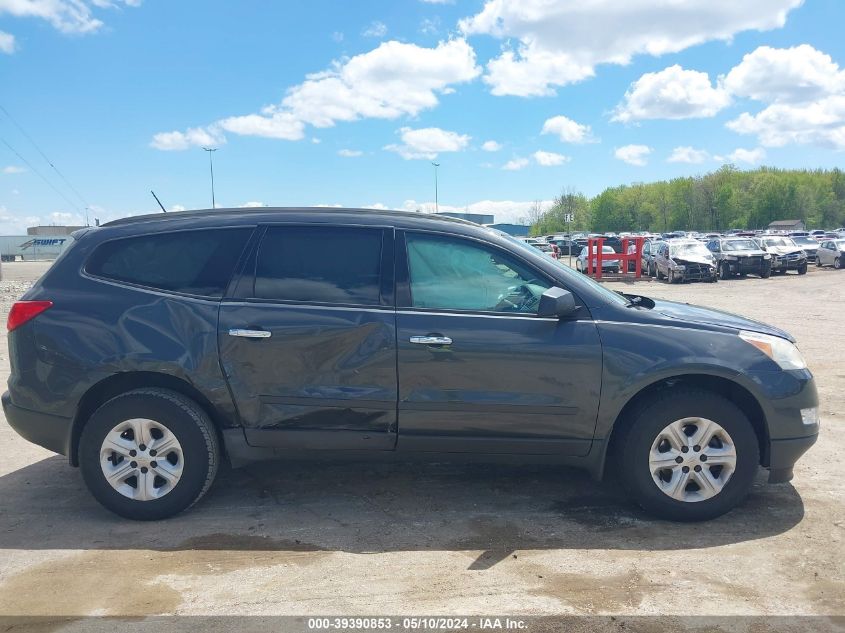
{"left": 255, "top": 226, "right": 383, "bottom": 305}
{"left": 406, "top": 233, "right": 550, "bottom": 313}
{"left": 87, "top": 228, "right": 251, "bottom": 297}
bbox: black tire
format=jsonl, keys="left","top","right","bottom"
{"left": 835, "top": 257, "right": 843, "bottom": 270}
{"left": 718, "top": 262, "right": 731, "bottom": 280}
{"left": 656, "top": 266, "right": 664, "bottom": 280}
{"left": 760, "top": 266, "right": 771, "bottom": 279}
{"left": 816, "top": 257, "right": 822, "bottom": 267}
{"left": 797, "top": 264, "right": 807, "bottom": 275}
{"left": 615, "top": 389, "right": 760, "bottom": 522}
{"left": 79, "top": 388, "right": 220, "bottom": 520}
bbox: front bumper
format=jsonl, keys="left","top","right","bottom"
{"left": 724, "top": 257, "right": 770, "bottom": 274}
{"left": 772, "top": 255, "right": 807, "bottom": 270}
{"left": 768, "top": 434, "right": 818, "bottom": 483}
{"left": 2, "top": 391, "right": 72, "bottom": 456}
{"left": 746, "top": 369, "right": 819, "bottom": 482}
{"left": 676, "top": 265, "right": 717, "bottom": 281}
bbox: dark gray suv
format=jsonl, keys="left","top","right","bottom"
{"left": 3, "top": 208, "right": 819, "bottom": 521}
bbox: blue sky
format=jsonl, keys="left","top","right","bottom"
{"left": 1, "top": 0, "right": 844, "bottom": 231}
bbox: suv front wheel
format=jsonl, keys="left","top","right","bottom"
{"left": 79, "top": 388, "right": 220, "bottom": 520}
{"left": 616, "top": 389, "right": 759, "bottom": 521}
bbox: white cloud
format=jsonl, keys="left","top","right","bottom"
{"left": 362, "top": 21, "right": 387, "bottom": 38}
{"left": 153, "top": 39, "right": 480, "bottom": 148}
{"left": 724, "top": 45, "right": 845, "bottom": 104}
{"left": 727, "top": 94, "right": 845, "bottom": 150}
{"left": 540, "top": 115, "right": 596, "bottom": 144}
{"left": 613, "top": 65, "right": 731, "bottom": 122}
{"left": 459, "top": 0, "right": 801, "bottom": 97}
{"left": 722, "top": 45, "right": 845, "bottom": 151}
{"left": 363, "top": 203, "right": 389, "bottom": 210}
{"left": 218, "top": 111, "right": 305, "bottom": 141}
{"left": 385, "top": 126, "right": 470, "bottom": 160}
{"left": 614, "top": 144, "right": 652, "bottom": 166}
{"left": 150, "top": 126, "right": 225, "bottom": 151}
{"left": 0, "top": 0, "right": 140, "bottom": 36}
{"left": 420, "top": 17, "right": 440, "bottom": 35}
{"left": 0, "top": 30, "right": 15, "bottom": 53}
{"left": 170, "top": 204, "right": 186, "bottom": 212}
{"left": 481, "top": 140, "right": 502, "bottom": 152}
{"left": 532, "top": 150, "right": 570, "bottom": 166}
{"left": 338, "top": 148, "right": 363, "bottom": 157}
{"left": 331, "top": 31, "right": 344, "bottom": 43}
{"left": 2, "top": 165, "right": 26, "bottom": 174}
{"left": 240, "top": 201, "right": 265, "bottom": 208}
{"left": 401, "top": 198, "right": 553, "bottom": 223}
{"left": 502, "top": 157, "right": 529, "bottom": 171}
{"left": 727, "top": 147, "right": 767, "bottom": 165}
{"left": 667, "top": 146, "right": 710, "bottom": 164}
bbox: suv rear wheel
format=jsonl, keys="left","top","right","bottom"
{"left": 616, "top": 389, "right": 759, "bottom": 521}
{"left": 79, "top": 388, "right": 219, "bottom": 520}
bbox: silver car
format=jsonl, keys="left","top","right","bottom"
{"left": 816, "top": 239, "right": 845, "bottom": 268}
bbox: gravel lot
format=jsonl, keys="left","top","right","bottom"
{"left": 0, "top": 261, "right": 842, "bottom": 618}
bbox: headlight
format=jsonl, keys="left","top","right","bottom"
{"left": 725, "top": 255, "right": 738, "bottom": 261}
{"left": 675, "top": 265, "right": 686, "bottom": 271}
{"left": 739, "top": 330, "right": 807, "bottom": 370}
{"left": 763, "top": 254, "right": 771, "bottom": 260}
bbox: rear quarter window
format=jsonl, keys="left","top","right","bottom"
{"left": 86, "top": 228, "right": 252, "bottom": 297}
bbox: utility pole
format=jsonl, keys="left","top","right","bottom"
{"left": 202, "top": 147, "right": 218, "bottom": 208}
{"left": 431, "top": 162, "right": 440, "bottom": 213}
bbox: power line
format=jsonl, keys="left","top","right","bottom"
{"left": 0, "top": 134, "right": 84, "bottom": 215}
{"left": 0, "top": 103, "right": 91, "bottom": 224}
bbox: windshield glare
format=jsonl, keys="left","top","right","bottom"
{"left": 722, "top": 239, "right": 757, "bottom": 251}
{"left": 792, "top": 236, "right": 816, "bottom": 246}
{"left": 492, "top": 230, "right": 629, "bottom": 306}
{"left": 670, "top": 242, "right": 710, "bottom": 257}
{"left": 763, "top": 237, "right": 795, "bottom": 248}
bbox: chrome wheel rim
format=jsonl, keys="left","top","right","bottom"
{"left": 649, "top": 417, "right": 737, "bottom": 503}
{"left": 100, "top": 418, "right": 184, "bottom": 501}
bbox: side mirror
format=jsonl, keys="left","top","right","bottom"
{"left": 538, "top": 287, "right": 577, "bottom": 318}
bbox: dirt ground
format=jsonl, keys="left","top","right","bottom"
{"left": 0, "top": 260, "right": 842, "bottom": 618}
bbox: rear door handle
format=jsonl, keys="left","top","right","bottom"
{"left": 410, "top": 335, "right": 452, "bottom": 345}
{"left": 228, "top": 328, "right": 271, "bottom": 339}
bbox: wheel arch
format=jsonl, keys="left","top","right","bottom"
{"left": 601, "top": 374, "right": 769, "bottom": 479}
{"left": 70, "top": 371, "right": 228, "bottom": 467}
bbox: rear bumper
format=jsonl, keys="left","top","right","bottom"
{"left": 2, "top": 391, "right": 72, "bottom": 457}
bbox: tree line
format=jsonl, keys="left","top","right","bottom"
{"left": 528, "top": 166, "right": 845, "bottom": 236}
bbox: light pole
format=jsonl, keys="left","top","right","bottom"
{"left": 202, "top": 147, "right": 217, "bottom": 208}
{"left": 431, "top": 161, "right": 440, "bottom": 213}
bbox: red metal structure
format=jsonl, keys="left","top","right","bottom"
{"left": 585, "top": 236, "right": 646, "bottom": 280}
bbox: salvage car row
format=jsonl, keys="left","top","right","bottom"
{"left": 525, "top": 232, "right": 845, "bottom": 283}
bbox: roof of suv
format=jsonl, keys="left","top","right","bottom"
{"left": 101, "top": 206, "right": 476, "bottom": 229}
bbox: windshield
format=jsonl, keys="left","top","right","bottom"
{"left": 792, "top": 236, "right": 816, "bottom": 246}
{"left": 492, "top": 230, "right": 630, "bottom": 306}
{"left": 669, "top": 242, "right": 711, "bottom": 258}
{"left": 837, "top": 240, "right": 845, "bottom": 249}
{"left": 762, "top": 237, "right": 795, "bottom": 248}
{"left": 722, "top": 239, "right": 758, "bottom": 251}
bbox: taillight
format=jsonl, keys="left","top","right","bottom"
{"left": 7, "top": 300, "right": 53, "bottom": 332}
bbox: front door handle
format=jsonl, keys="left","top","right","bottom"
{"left": 410, "top": 335, "right": 452, "bottom": 345}
{"left": 229, "top": 328, "right": 271, "bottom": 339}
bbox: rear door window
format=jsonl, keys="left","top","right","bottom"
{"left": 86, "top": 228, "right": 251, "bottom": 297}
{"left": 254, "top": 225, "right": 384, "bottom": 305}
